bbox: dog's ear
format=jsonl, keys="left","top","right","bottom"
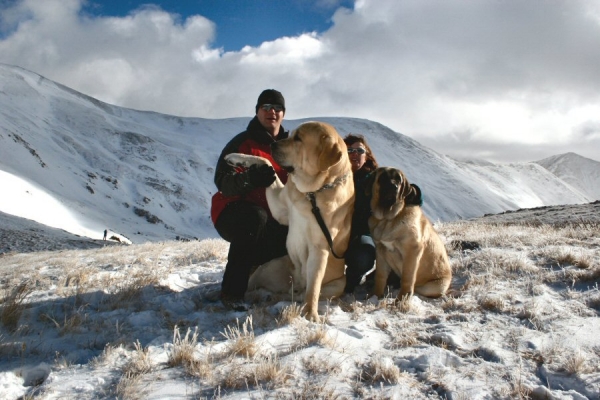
{"left": 318, "top": 134, "right": 343, "bottom": 171}
{"left": 405, "top": 183, "right": 423, "bottom": 206}
{"left": 397, "top": 170, "right": 412, "bottom": 200}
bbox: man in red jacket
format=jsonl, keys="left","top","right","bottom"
{"left": 211, "top": 89, "right": 289, "bottom": 310}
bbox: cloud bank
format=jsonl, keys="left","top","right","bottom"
{"left": 1, "top": 0, "right": 600, "bottom": 162}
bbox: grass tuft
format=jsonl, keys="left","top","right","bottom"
{"left": 1, "top": 281, "right": 33, "bottom": 332}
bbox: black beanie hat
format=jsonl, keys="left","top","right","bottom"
{"left": 255, "top": 89, "right": 285, "bottom": 113}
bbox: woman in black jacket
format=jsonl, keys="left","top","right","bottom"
{"left": 343, "top": 134, "right": 424, "bottom": 294}
{"left": 343, "top": 134, "right": 379, "bottom": 293}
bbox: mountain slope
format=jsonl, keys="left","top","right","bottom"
{"left": 0, "top": 64, "right": 593, "bottom": 243}
{"left": 535, "top": 152, "right": 600, "bottom": 201}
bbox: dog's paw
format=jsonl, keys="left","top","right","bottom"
{"left": 301, "top": 305, "right": 321, "bottom": 323}
{"left": 224, "top": 153, "right": 271, "bottom": 168}
{"left": 224, "top": 153, "right": 250, "bottom": 167}
{"left": 305, "top": 313, "right": 321, "bottom": 323}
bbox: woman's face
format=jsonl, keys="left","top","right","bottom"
{"left": 348, "top": 142, "right": 367, "bottom": 172}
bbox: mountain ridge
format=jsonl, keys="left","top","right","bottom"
{"left": 0, "top": 64, "right": 595, "bottom": 243}
{"left": 535, "top": 152, "right": 600, "bottom": 201}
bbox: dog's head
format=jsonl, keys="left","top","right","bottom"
{"left": 271, "top": 121, "right": 349, "bottom": 192}
{"left": 367, "top": 167, "right": 414, "bottom": 220}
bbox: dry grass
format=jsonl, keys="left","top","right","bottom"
{"left": 39, "top": 305, "right": 88, "bottom": 335}
{"left": 294, "top": 320, "right": 337, "bottom": 350}
{"left": 1, "top": 281, "right": 33, "bottom": 332}
{"left": 100, "top": 271, "right": 161, "bottom": 311}
{"left": 168, "top": 325, "right": 199, "bottom": 368}
{"left": 291, "top": 376, "right": 341, "bottom": 400}
{"left": 115, "top": 371, "right": 145, "bottom": 400}
{"left": 390, "top": 329, "right": 420, "bottom": 349}
{"left": 251, "top": 354, "right": 293, "bottom": 388}
{"left": 217, "top": 359, "right": 252, "bottom": 390}
{"left": 122, "top": 340, "right": 153, "bottom": 377}
{"left": 221, "top": 316, "right": 258, "bottom": 358}
{"left": 215, "top": 354, "right": 291, "bottom": 392}
{"left": 89, "top": 344, "right": 120, "bottom": 368}
{"left": 302, "top": 353, "right": 342, "bottom": 376}
{"left": 356, "top": 355, "right": 402, "bottom": 385}
{"left": 478, "top": 293, "right": 507, "bottom": 312}
{"left": 391, "top": 294, "right": 414, "bottom": 313}
{"left": 277, "top": 302, "right": 303, "bottom": 326}
{"left": 560, "top": 349, "right": 592, "bottom": 375}
{"left": 584, "top": 290, "right": 600, "bottom": 310}
{"left": 508, "top": 364, "right": 533, "bottom": 400}
{"left": 169, "top": 238, "right": 229, "bottom": 266}
{"left": 55, "top": 265, "right": 95, "bottom": 298}
{"left": 536, "top": 246, "right": 597, "bottom": 270}
{"left": 247, "top": 305, "right": 277, "bottom": 329}
{"left": 339, "top": 295, "right": 383, "bottom": 320}
{"left": 166, "top": 326, "right": 215, "bottom": 379}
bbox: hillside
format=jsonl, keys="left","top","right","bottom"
{"left": 0, "top": 64, "right": 594, "bottom": 243}
{"left": 535, "top": 152, "right": 600, "bottom": 201}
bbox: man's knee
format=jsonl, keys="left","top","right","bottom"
{"left": 216, "top": 202, "right": 269, "bottom": 242}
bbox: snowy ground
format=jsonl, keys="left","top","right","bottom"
{"left": 1, "top": 204, "right": 599, "bottom": 399}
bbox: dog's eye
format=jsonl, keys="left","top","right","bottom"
{"left": 387, "top": 178, "right": 401, "bottom": 187}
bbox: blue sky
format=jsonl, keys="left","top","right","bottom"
{"left": 1, "top": 0, "right": 600, "bottom": 163}
{"left": 84, "top": 0, "right": 352, "bottom": 51}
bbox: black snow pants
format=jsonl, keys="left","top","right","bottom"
{"left": 215, "top": 201, "right": 288, "bottom": 299}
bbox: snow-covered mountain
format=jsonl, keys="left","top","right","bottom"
{"left": 535, "top": 152, "right": 600, "bottom": 201}
{"left": 0, "top": 64, "right": 595, "bottom": 243}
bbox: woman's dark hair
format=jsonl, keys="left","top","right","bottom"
{"left": 343, "top": 133, "right": 378, "bottom": 172}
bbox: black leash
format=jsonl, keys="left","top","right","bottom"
{"left": 307, "top": 192, "right": 346, "bottom": 259}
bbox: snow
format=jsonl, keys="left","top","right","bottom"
{"left": 0, "top": 213, "right": 599, "bottom": 398}
{"left": 0, "top": 170, "right": 97, "bottom": 239}
{"left": 535, "top": 152, "right": 600, "bottom": 202}
{"left": 1, "top": 64, "right": 599, "bottom": 399}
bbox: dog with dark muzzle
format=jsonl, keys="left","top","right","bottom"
{"left": 367, "top": 167, "right": 452, "bottom": 301}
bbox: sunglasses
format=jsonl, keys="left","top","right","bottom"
{"left": 347, "top": 148, "right": 366, "bottom": 154}
{"left": 260, "top": 104, "right": 284, "bottom": 112}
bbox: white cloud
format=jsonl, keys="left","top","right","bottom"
{"left": 1, "top": 0, "right": 600, "bottom": 162}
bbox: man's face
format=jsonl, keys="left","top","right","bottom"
{"left": 256, "top": 104, "right": 285, "bottom": 135}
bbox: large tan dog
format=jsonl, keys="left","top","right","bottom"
{"left": 367, "top": 167, "right": 451, "bottom": 301}
{"left": 225, "top": 121, "right": 355, "bottom": 321}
